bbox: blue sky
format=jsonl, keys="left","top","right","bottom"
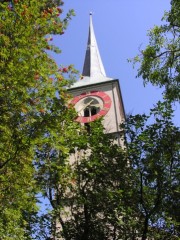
{"left": 52, "top": 1, "right": 179, "bottom": 123}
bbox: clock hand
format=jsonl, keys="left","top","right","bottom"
{"left": 91, "top": 103, "right": 100, "bottom": 107}
{"left": 78, "top": 99, "right": 94, "bottom": 113}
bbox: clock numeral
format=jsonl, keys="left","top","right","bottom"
{"left": 103, "top": 107, "right": 109, "bottom": 111}
{"left": 90, "top": 90, "right": 98, "bottom": 94}
{"left": 81, "top": 116, "right": 91, "bottom": 123}
{"left": 104, "top": 100, "right": 111, "bottom": 104}
{"left": 80, "top": 92, "right": 87, "bottom": 96}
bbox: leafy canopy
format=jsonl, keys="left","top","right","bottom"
{"left": 0, "top": 0, "right": 77, "bottom": 239}
{"left": 133, "top": 0, "right": 180, "bottom": 102}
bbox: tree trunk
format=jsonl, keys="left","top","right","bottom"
{"left": 142, "top": 216, "right": 148, "bottom": 240}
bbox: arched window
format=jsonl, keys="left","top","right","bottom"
{"left": 83, "top": 98, "right": 100, "bottom": 117}
{"left": 83, "top": 98, "right": 100, "bottom": 133}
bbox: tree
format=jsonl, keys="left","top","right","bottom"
{"left": 0, "top": 0, "right": 77, "bottom": 239}
{"left": 33, "top": 1, "right": 180, "bottom": 238}
{"left": 128, "top": 1, "right": 180, "bottom": 237}
{"left": 123, "top": 102, "right": 179, "bottom": 239}
{"left": 36, "top": 104, "right": 179, "bottom": 240}
{"left": 36, "top": 120, "right": 140, "bottom": 240}
{"left": 84, "top": 1, "right": 180, "bottom": 238}
{"left": 1, "top": 0, "right": 179, "bottom": 239}
{"left": 133, "top": 0, "right": 180, "bottom": 102}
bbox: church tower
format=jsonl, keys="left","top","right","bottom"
{"left": 54, "top": 15, "right": 126, "bottom": 239}
{"left": 69, "top": 14, "right": 125, "bottom": 144}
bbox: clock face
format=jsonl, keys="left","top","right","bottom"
{"left": 70, "top": 91, "right": 111, "bottom": 123}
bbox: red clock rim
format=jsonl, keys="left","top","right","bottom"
{"left": 71, "top": 91, "right": 111, "bottom": 123}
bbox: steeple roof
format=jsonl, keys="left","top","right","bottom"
{"left": 82, "top": 13, "right": 106, "bottom": 78}
{"left": 70, "top": 13, "right": 113, "bottom": 89}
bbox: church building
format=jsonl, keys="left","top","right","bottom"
{"left": 69, "top": 13, "right": 125, "bottom": 145}
{"left": 54, "top": 14, "right": 127, "bottom": 240}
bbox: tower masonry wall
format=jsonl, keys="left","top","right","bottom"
{"left": 68, "top": 79, "right": 125, "bottom": 145}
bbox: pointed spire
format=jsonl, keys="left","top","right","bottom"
{"left": 82, "top": 13, "right": 106, "bottom": 78}
{"left": 70, "top": 13, "right": 112, "bottom": 89}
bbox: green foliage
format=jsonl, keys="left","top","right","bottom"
{"left": 130, "top": 3, "right": 180, "bottom": 236}
{"left": 0, "top": 1, "right": 179, "bottom": 239}
{"left": 133, "top": 0, "right": 180, "bottom": 102}
{"left": 130, "top": 6, "right": 180, "bottom": 236}
{"left": 37, "top": 120, "right": 136, "bottom": 239}
{"left": 39, "top": 112, "right": 179, "bottom": 239}
{"left": 124, "top": 102, "right": 180, "bottom": 239}
{"left": 0, "top": 0, "right": 77, "bottom": 239}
